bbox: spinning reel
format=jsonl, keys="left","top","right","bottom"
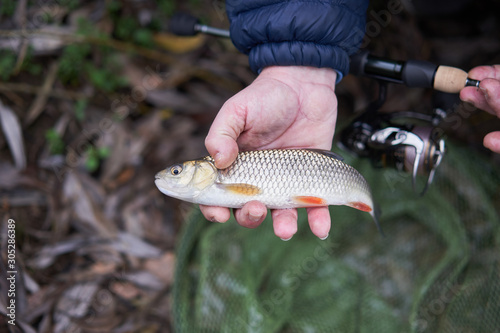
{"left": 339, "top": 81, "right": 446, "bottom": 195}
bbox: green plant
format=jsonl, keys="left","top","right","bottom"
{"left": 157, "top": 0, "right": 176, "bottom": 16}
{"left": 59, "top": 0, "right": 80, "bottom": 10}
{"left": 85, "top": 146, "right": 111, "bottom": 172}
{"left": 0, "top": 48, "right": 42, "bottom": 80}
{"left": 0, "top": 51, "right": 16, "bottom": 80}
{"left": 74, "top": 99, "right": 88, "bottom": 121}
{"left": 45, "top": 129, "right": 65, "bottom": 155}
{"left": 0, "top": 0, "right": 16, "bottom": 16}
{"left": 58, "top": 18, "right": 127, "bottom": 91}
{"left": 58, "top": 43, "right": 92, "bottom": 85}
{"left": 133, "top": 28, "right": 154, "bottom": 47}
{"left": 84, "top": 59, "right": 128, "bottom": 92}
{"left": 115, "top": 16, "right": 139, "bottom": 41}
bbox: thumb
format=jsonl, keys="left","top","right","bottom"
{"left": 205, "top": 103, "right": 246, "bottom": 169}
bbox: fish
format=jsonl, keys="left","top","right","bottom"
{"left": 155, "top": 149, "right": 382, "bottom": 233}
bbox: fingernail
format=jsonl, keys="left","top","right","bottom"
{"left": 249, "top": 214, "right": 262, "bottom": 223}
{"left": 479, "top": 86, "right": 488, "bottom": 98}
{"left": 214, "top": 152, "right": 222, "bottom": 166}
{"left": 280, "top": 236, "right": 293, "bottom": 241}
{"left": 319, "top": 234, "right": 329, "bottom": 240}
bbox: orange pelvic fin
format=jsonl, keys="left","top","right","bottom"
{"left": 219, "top": 183, "right": 262, "bottom": 196}
{"left": 292, "top": 196, "right": 327, "bottom": 206}
{"left": 347, "top": 201, "right": 373, "bottom": 212}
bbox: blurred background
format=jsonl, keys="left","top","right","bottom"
{"left": 0, "top": 0, "right": 499, "bottom": 332}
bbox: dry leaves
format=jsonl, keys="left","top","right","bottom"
{"left": 0, "top": 1, "right": 245, "bottom": 331}
{"left": 0, "top": 100, "right": 26, "bottom": 169}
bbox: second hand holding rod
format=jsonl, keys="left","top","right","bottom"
{"left": 169, "top": 12, "right": 480, "bottom": 93}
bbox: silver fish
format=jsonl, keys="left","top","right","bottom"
{"left": 155, "top": 149, "right": 381, "bottom": 232}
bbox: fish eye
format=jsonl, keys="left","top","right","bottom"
{"left": 170, "top": 165, "right": 183, "bottom": 176}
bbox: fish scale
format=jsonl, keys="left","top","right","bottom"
{"left": 225, "top": 150, "right": 361, "bottom": 198}
{"left": 155, "top": 149, "right": 381, "bottom": 232}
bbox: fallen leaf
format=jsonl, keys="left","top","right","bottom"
{"left": 53, "top": 282, "right": 99, "bottom": 333}
{"left": 111, "top": 232, "right": 162, "bottom": 259}
{"left": 122, "top": 271, "right": 164, "bottom": 291}
{"left": 0, "top": 100, "right": 26, "bottom": 169}
{"left": 0, "top": 26, "right": 73, "bottom": 55}
{"left": 110, "top": 281, "right": 141, "bottom": 300}
{"left": 144, "top": 251, "right": 176, "bottom": 285}
{"left": 29, "top": 236, "right": 95, "bottom": 269}
{"left": 62, "top": 172, "right": 116, "bottom": 236}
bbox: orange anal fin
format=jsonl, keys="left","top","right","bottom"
{"left": 348, "top": 202, "right": 373, "bottom": 212}
{"left": 293, "top": 196, "right": 327, "bottom": 206}
{"left": 218, "top": 183, "right": 262, "bottom": 196}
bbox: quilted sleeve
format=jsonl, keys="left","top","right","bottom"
{"left": 226, "top": 0, "right": 368, "bottom": 82}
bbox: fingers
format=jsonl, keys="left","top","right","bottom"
{"left": 306, "top": 206, "right": 331, "bottom": 240}
{"left": 467, "top": 65, "right": 500, "bottom": 81}
{"left": 272, "top": 209, "right": 298, "bottom": 241}
{"left": 200, "top": 205, "right": 231, "bottom": 223}
{"left": 272, "top": 207, "right": 332, "bottom": 241}
{"left": 234, "top": 201, "right": 267, "bottom": 228}
{"left": 200, "top": 201, "right": 267, "bottom": 229}
{"left": 202, "top": 203, "right": 331, "bottom": 241}
{"left": 205, "top": 100, "right": 246, "bottom": 169}
{"left": 460, "top": 79, "right": 500, "bottom": 116}
{"left": 461, "top": 65, "right": 500, "bottom": 116}
{"left": 461, "top": 66, "right": 500, "bottom": 154}
{"left": 484, "top": 131, "right": 500, "bottom": 154}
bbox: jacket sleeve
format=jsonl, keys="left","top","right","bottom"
{"left": 226, "top": 0, "right": 368, "bottom": 82}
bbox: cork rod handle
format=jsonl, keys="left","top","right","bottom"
{"left": 433, "top": 66, "right": 469, "bottom": 93}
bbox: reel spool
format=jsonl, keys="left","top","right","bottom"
{"left": 340, "top": 111, "right": 445, "bottom": 195}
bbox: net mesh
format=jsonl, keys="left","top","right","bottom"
{"left": 173, "top": 143, "right": 500, "bottom": 333}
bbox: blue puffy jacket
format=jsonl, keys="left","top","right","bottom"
{"left": 226, "top": 0, "right": 368, "bottom": 82}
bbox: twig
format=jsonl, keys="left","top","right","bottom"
{"left": 0, "top": 82, "right": 90, "bottom": 100}
{"left": 13, "top": 0, "right": 29, "bottom": 73}
{"left": 0, "top": 29, "right": 176, "bottom": 65}
{"left": 25, "top": 60, "right": 60, "bottom": 126}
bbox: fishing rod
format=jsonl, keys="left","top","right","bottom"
{"left": 169, "top": 12, "right": 479, "bottom": 195}
{"left": 169, "top": 12, "right": 479, "bottom": 92}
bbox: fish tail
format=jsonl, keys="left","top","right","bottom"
{"left": 371, "top": 203, "right": 385, "bottom": 237}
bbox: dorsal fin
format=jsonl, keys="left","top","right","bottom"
{"left": 306, "top": 149, "right": 344, "bottom": 161}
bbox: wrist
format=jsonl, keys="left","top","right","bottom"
{"left": 258, "top": 66, "right": 338, "bottom": 89}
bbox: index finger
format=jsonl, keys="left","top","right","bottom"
{"left": 468, "top": 65, "right": 500, "bottom": 81}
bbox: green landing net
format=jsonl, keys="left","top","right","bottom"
{"left": 173, "top": 142, "right": 500, "bottom": 333}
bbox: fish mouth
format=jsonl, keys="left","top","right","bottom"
{"left": 154, "top": 178, "right": 172, "bottom": 195}
{"left": 154, "top": 177, "right": 167, "bottom": 187}
{"left": 154, "top": 178, "right": 198, "bottom": 199}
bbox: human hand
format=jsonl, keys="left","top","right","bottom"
{"left": 460, "top": 65, "right": 500, "bottom": 153}
{"left": 201, "top": 66, "right": 338, "bottom": 240}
